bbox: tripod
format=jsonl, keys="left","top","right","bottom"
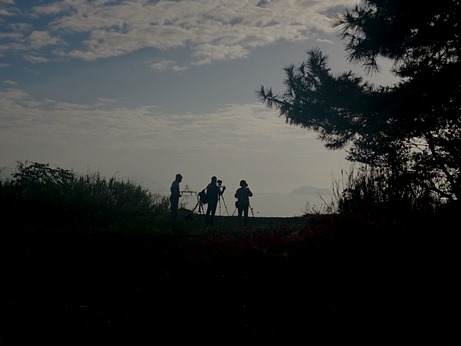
{"left": 218, "top": 193, "right": 230, "bottom": 216}
{"left": 186, "top": 194, "right": 205, "bottom": 222}
{"left": 191, "top": 196, "right": 205, "bottom": 215}
{"left": 232, "top": 202, "right": 255, "bottom": 218}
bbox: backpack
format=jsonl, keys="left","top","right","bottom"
{"left": 198, "top": 189, "right": 208, "bottom": 204}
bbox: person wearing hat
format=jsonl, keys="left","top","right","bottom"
{"left": 170, "top": 173, "right": 183, "bottom": 220}
{"left": 204, "top": 175, "right": 225, "bottom": 227}
{"left": 234, "top": 179, "right": 253, "bottom": 225}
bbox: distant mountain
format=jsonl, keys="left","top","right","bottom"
{"left": 122, "top": 175, "right": 167, "bottom": 194}
{"left": 290, "top": 185, "right": 333, "bottom": 195}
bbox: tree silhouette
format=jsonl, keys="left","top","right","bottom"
{"left": 257, "top": 0, "right": 461, "bottom": 202}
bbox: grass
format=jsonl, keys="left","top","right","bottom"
{"left": 2, "top": 210, "right": 454, "bottom": 342}
{"left": 0, "top": 161, "right": 457, "bottom": 342}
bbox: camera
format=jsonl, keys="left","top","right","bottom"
{"left": 217, "top": 179, "right": 226, "bottom": 191}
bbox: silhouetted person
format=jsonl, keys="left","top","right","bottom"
{"left": 234, "top": 179, "right": 253, "bottom": 225}
{"left": 170, "top": 173, "right": 183, "bottom": 220}
{"left": 205, "top": 176, "right": 225, "bottom": 227}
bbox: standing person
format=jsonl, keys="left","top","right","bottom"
{"left": 170, "top": 173, "right": 183, "bottom": 220}
{"left": 205, "top": 176, "right": 225, "bottom": 227}
{"left": 234, "top": 179, "right": 253, "bottom": 226}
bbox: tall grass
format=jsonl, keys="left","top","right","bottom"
{"left": 1, "top": 160, "right": 456, "bottom": 245}
{"left": 335, "top": 164, "right": 442, "bottom": 211}
{"left": 0, "top": 161, "right": 171, "bottom": 237}
{"left": 328, "top": 163, "right": 451, "bottom": 233}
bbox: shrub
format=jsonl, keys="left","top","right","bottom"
{"left": 0, "top": 161, "right": 170, "bottom": 236}
{"left": 333, "top": 164, "right": 445, "bottom": 226}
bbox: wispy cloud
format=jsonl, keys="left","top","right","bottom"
{"left": 2, "top": 79, "right": 17, "bottom": 86}
{"left": 149, "top": 59, "right": 188, "bottom": 71}
{"left": 1, "top": 0, "right": 356, "bottom": 68}
{"left": 0, "top": 86, "right": 346, "bottom": 191}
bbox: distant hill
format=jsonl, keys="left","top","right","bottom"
{"left": 290, "top": 185, "right": 333, "bottom": 195}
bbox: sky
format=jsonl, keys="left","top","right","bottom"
{"left": 0, "top": 0, "right": 399, "bottom": 194}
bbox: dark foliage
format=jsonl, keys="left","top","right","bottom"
{"left": 258, "top": 0, "right": 461, "bottom": 203}
{"left": 0, "top": 161, "right": 170, "bottom": 237}
{"left": 0, "top": 159, "right": 458, "bottom": 342}
{"left": 0, "top": 211, "right": 456, "bottom": 342}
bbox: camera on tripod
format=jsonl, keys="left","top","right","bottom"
{"left": 217, "top": 179, "right": 226, "bottom": 192}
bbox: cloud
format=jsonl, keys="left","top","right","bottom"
{"left": 2, "top": 79, "right": 17, "bottom": 86}
{"left": 149, "top": 59, "right": 188, "bottom": 71}
{"left": 0, "top": 1, "right": 362, "bottom": 193}
{"left": 0, "top": 0, "right": 18, "bottom": 17}
{"left": 23, "top": 55, "right": 49, "bottom": 64}
{"left": 1, "top": 0, "right": 357, "bottom": 67}
{"left": 0, "top": 86, "right": 348, "bottom": 192}
{"left": 27, "top": 30, "right": 63, "bottom": 49}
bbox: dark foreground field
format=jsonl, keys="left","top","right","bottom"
{"left": 0, "top": 215, "right": 457, "bottom": 343}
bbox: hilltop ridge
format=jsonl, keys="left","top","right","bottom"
{"left": 290, "top": 185, "right": 333, "bottom": 195}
